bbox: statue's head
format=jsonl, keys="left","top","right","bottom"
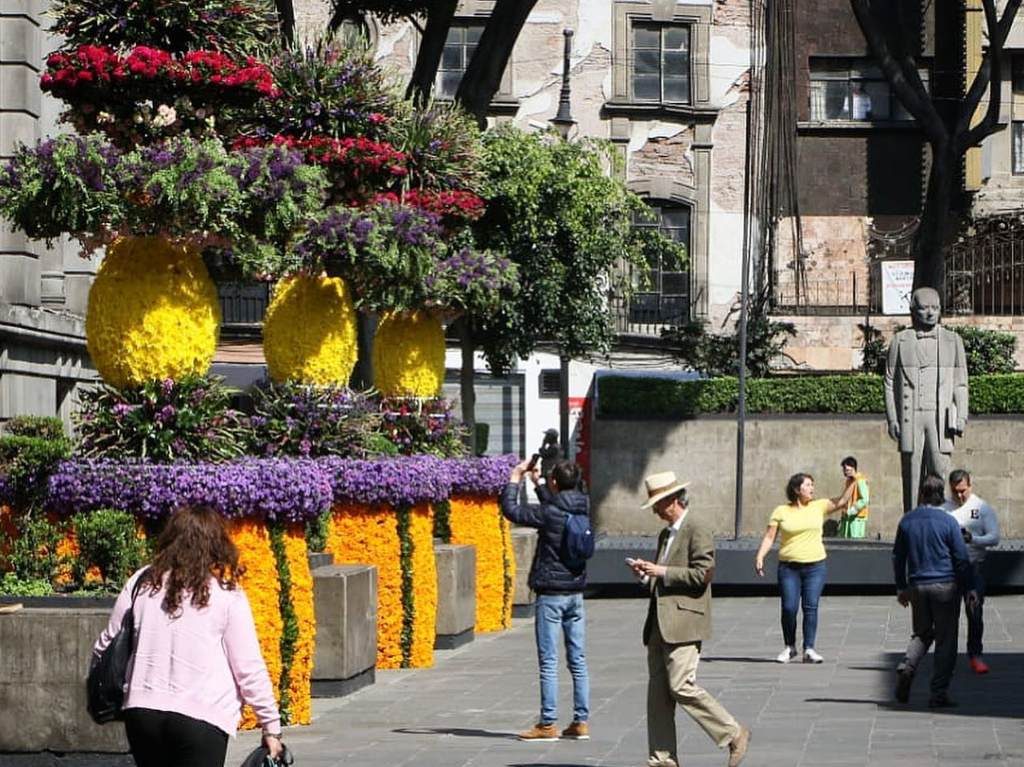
{"left": 910, "top": 287, "right": 941, "bottom": 330}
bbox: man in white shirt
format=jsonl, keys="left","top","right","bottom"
{"left": 944, "top": 469, "right": 1001, "bottom": 674}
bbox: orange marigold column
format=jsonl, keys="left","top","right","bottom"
{"left": 408, "top": 503, "right": 437, "bottom": 668}
{"left": 449, "top": 495, "right": 515, "bottom": 632}
{"left": 324, "top": 503, "right": 405, "bottom": 669}
{"left": 228, "top": 519, "right": 283, "bottom": 730}
{"left": 283, "top": 524, "right": 315, "bottom": 726}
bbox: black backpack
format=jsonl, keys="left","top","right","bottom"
{"left": 561, "top": 512, "right": 595, "bottom": 572}
{"left": 87, "top": 570, "right": 149, "bottom": 724}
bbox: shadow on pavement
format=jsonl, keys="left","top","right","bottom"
{"left": 392, "top": 727, "right": 517, "bottom": 739}
{"left": 808, "top": 652, "right": 1024, "bottom": 718}
{"left": 704, "top": 655, "right": 782, "bottom": 664}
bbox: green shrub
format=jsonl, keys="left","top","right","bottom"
{"left": 949, "top": 326, "right": 1017, "bottom": 374}
{"left": 597, "top": 373, "right": 1024, "bottom": 418}
{"left": 661, "top": 316, "right": 796, "bottom": 378}
{"left": 71, "top": 509, "right": 148, "bottom": 588}
{"left": 6, "top": 514, "right": 65, "bottom": 583}
{"left": 0, "top": 435, "right": 72, "bottom": 508}
{"left": 858, "top": 323, "right": 889, "bottom": 375}
{"left": 3, "top": 416, "right": 66, "bottom": 440}
{"left": 0, "top": 573, "right": 55, "bottom": 597}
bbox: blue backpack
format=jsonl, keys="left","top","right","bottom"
{"left": 561, "top": 512, "right": 595, "bottom": 571}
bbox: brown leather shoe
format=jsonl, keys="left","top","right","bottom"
{"left": 728, "top": 725, "right": 751, "bottom": 767}
{"left": 560, "top": 720, "right": 590, "bottom": 740}
{"left": 518, "top": 722, "right": 559, "bottom": 741}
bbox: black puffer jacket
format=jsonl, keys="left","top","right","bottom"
{"left": 500, "top": 481, "right": 590, "bottom": 593}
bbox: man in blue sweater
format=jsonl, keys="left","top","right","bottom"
{"left": 892, "top": 474, "right": 976, "bottom": 707}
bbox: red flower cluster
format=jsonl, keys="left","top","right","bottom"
{"left": 235, "top": 135, "right": 408, "bottom": 178}
{"left": 41, "top": 44, "right": 276, "bottom": 98}
{"left": 373, "top": 189, "right": 485, "bottom": 222}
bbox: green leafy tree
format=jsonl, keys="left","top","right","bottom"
{"left": 463, "top": 128, "right": 683, "bottom": 423}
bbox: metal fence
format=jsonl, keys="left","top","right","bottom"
{"left": 771, "top": 271, "right": 875, "bottom": 315}
{"left": 944, "top": 215, "right": 1024, "bottom": 316}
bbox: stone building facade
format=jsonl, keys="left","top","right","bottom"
{"left": 0, "top": 1, "right": 99, "bottom": 427}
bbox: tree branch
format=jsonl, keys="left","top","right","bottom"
{"left": 959, "top": 0, "right": 1022, "bottom": 151}
{"left": 850, "top": 0, "right": 945, "bottom": 145}
{"left": 405, "top": 0, "right": 458, "bottom": 104}
{"left": 275, "top": 0, "right": 296, "bottom": 48}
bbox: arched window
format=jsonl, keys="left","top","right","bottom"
{"left": 630, "top": 200, "right": 691, "bottom": 325}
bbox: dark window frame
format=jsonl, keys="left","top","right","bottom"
{"left": 629, "top": 200, "right": 692, "bottom": 325}
{"left": 435, "top": 21, "right": 486, "bottom": 100}
{"left": 808, "top": 58, "right": 920, "bottom": 122}
{"left": 629, "top": 20, "right": 692, "bottom": 105}
{"left": 1012, "top": 56, "right": 1024, "bottom": 94}
{"left": 1013, "top": 121, "right": 1024, "bottom": 176}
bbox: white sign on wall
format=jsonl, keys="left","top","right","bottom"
{"left": 881, "top": 260, "right": 915, "bottom": 315}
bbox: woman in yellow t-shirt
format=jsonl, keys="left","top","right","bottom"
{"left": 754, "top": 472, "right": 852, "bottom": 664}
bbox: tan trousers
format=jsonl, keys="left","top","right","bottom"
{"left": 647, "top": 624, "right": 740, "bottom": 767}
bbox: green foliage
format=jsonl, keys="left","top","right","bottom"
{"left": 268, "top": 523, "right": 299, "bottom": 725}
{"left": 71, "top": 509, "right": 148, "bottom": 587}
{"left": 0, "top": 435, "right": 73, "bottom": 509}
{"left": 48, "top": 0, "right": 279, "bottom": 55}
{"left": 376, "top": 398, "right": 468, "bottom": 457}
{"left": 305, "top": 510, "right": 331, "bottom": 553}
{"left": 432, "top": 499, "right": 451, "bottom": 543}
{"left": 597, "top": 373, "right": 1024, "bottom": 418}
{"left": 6, "top": 514, "right": 65, "bottom": 583}
{"left": 662, "top": 317, "right": 796, "bottom": 378}
{"left": 396, "top": 504, "right": 415, "bottom": 667}
{"left": 0, "top": 573, "right": 56, "bottom": 597}
{"left": 473, "top": 127, "right": 679, "bottom": 372}
{"left": 949, "top": 325, "right": 1017, "bottom": 374}
{"left": 387, "top": 102, "right": 483, "bottom": 192}
{"left": 3, "top": 416, "right": 66, "bottom": 441}
{"left": 858, "top": 322, "right": 890, "bottom": 375}
{"left": 75, "top": 376, "right": 248, "bottom": 463}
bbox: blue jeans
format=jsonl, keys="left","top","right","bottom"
{"left": 535, "top": 593, "right": 589, "bottom": 724}
{"left": 778, "top": 560, "right": 827, "bottom": 650}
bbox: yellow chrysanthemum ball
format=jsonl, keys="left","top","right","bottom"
{"left": 373, "top": 310, "right": 446, "bottom": 397}
{"left": 263, "top": 274, "right": 358, "bottom": 385}
{"left": 86, "top": 236, "right": 221, "bottom": 389}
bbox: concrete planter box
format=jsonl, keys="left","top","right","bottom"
{"left": 311, "top": 564, "right": 377, "bottom": 697}
{"left": 511, "top": 528, "right": 537, "bottom": 618}
{"left": 0, "top": 607, "right": 129, "bottom": 756}
{"left": 433, "top": 543, "right": 476, "bottom": 649}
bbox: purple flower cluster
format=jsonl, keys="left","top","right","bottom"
{"left": 319, "top": 455, "right": 452, "bottom": 507}
{"left": 445, "top": 455, "right": 518, "bottom": 496}
{"left": 0, "top": 474, "right": 11, "bottom": 506}
{"left": 45, "top": 458, "right": 332, "bottom": 523}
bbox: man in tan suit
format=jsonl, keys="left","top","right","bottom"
{"left": 628, "top": 472, "right": 751, "bottom": 767}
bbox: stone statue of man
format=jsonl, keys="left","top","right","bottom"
{"left": 884, "top": 287, "right": 969, "bottom": 513}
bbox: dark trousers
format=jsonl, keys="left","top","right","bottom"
{"left": 124, "top": 708, "right": 228, "bottom": 767}
{"left": 965, "top": 560, "right": 986, "bottom": 658}
{"left": 778, "top": 560, "right": 827, "bottom": 650}
{"left": 901, "top": 581, "right": 961, "bottom": 697}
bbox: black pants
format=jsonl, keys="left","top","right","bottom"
{"left": 124, "top": 708, "right": 229, "bottom": 767}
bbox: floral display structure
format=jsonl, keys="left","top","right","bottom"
{"left": 372, "top": 311, "right": 446, "bottom": 398}
{"left": 262, "top": 275, "right": 359, "bottom": 386}
{"left": 85, "top": 236, "right": 221, "bottom": 388}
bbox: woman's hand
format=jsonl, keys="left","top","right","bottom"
{"left": 263, "top": 733, "right": 284, "bottom": 760}
{"left": 754, "top": 524, "right": 777, "bottom": 577}
{"left": 755, "top": 556, "right": 765, "bottom": 577}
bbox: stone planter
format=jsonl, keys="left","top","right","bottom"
{"left": 511, "top": 527, "right": 538, "bottom": 618}
{"left": 433, "top": 543, "right": 476, "bottom": 650}
{"left": 311, "top": 564, "right": 377, "bottom": 697}
{"left": 0, "top": 607, "right": 129, "bottom": 756}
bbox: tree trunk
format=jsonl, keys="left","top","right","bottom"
{"left": 912, "top": 141, "right": 957, "bottom": 292}
{"left": 406, "top": 0, "right": 459, "bottom": 104}
{"left": 351, "top": 312, "right": 377, "bottom": 390}
{"left": 455, "top": 0, "right": 538, "bottom": 125}
{"left": 458, "top": 317, "right": 477, "bottom": 452}
{"left": 275, "top": 0, "right": 295, "bottom": 47}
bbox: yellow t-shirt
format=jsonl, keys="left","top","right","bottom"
{"left": 769, "top": 499, "right": 829, "bottom": 563}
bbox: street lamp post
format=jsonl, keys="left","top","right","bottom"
{"left": 550, "top": 27, "right": 574, "bottom": 457}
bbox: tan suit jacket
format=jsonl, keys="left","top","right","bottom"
{"left": 642, "top": 514, "right": 715, "bottom": 645}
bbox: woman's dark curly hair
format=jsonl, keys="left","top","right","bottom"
{"left": 144, "top": 506, "right": 244, "bottom": 615}
{"left": 785, "top": 473, "right": 814, "bottom": 504}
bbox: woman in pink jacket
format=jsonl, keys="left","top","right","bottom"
{"left": 93, "top": 506, "right": 284, "bottom": 767}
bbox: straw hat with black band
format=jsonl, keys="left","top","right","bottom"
{"left": 640, "top": 471, "right": 690, "bottom": 509}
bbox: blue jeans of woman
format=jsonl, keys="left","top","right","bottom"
{"left": 778, "top": 560, "right": 827, "bottom": 650}
{"left": 535, "top": 592, "right": 590, "bottom": 725}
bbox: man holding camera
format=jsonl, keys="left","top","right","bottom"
{"left": 943, "top": 469, "right": 1001, "bottom": 674}
{"left": 500, "top": 457, "right": 591, "bottom": 742}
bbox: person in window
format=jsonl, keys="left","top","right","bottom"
{"left": 838, "top": 456, "right": 870, "bottom": 539}
{"left": 847, "top": 81, "right": 873, "bottom": 120}
{"left": 93, "top": 507, "right": 284, "bottom": 767}
{"left": 754, "top": 473, "right": 854, "bottom": 663}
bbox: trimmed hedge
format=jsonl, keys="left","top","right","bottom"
{"left": 597, "top": 374, "right": 1024, "bottom": 419}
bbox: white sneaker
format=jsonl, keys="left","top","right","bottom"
{"left": 775, "top": 646, "right": 797, "bottom": 663}
{"left": 803, "top": 648, "right": 824, "bottom": 664}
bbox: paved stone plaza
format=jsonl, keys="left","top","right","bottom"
{"left": 228, "top": 595, "right": 1024, "bottom": 767}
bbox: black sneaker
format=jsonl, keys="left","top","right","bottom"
{"left": 928, "top": 694, "right": 957, "bottom": 709}
{"left": 894, "top": 669, "right": 913, "bottom": 703}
